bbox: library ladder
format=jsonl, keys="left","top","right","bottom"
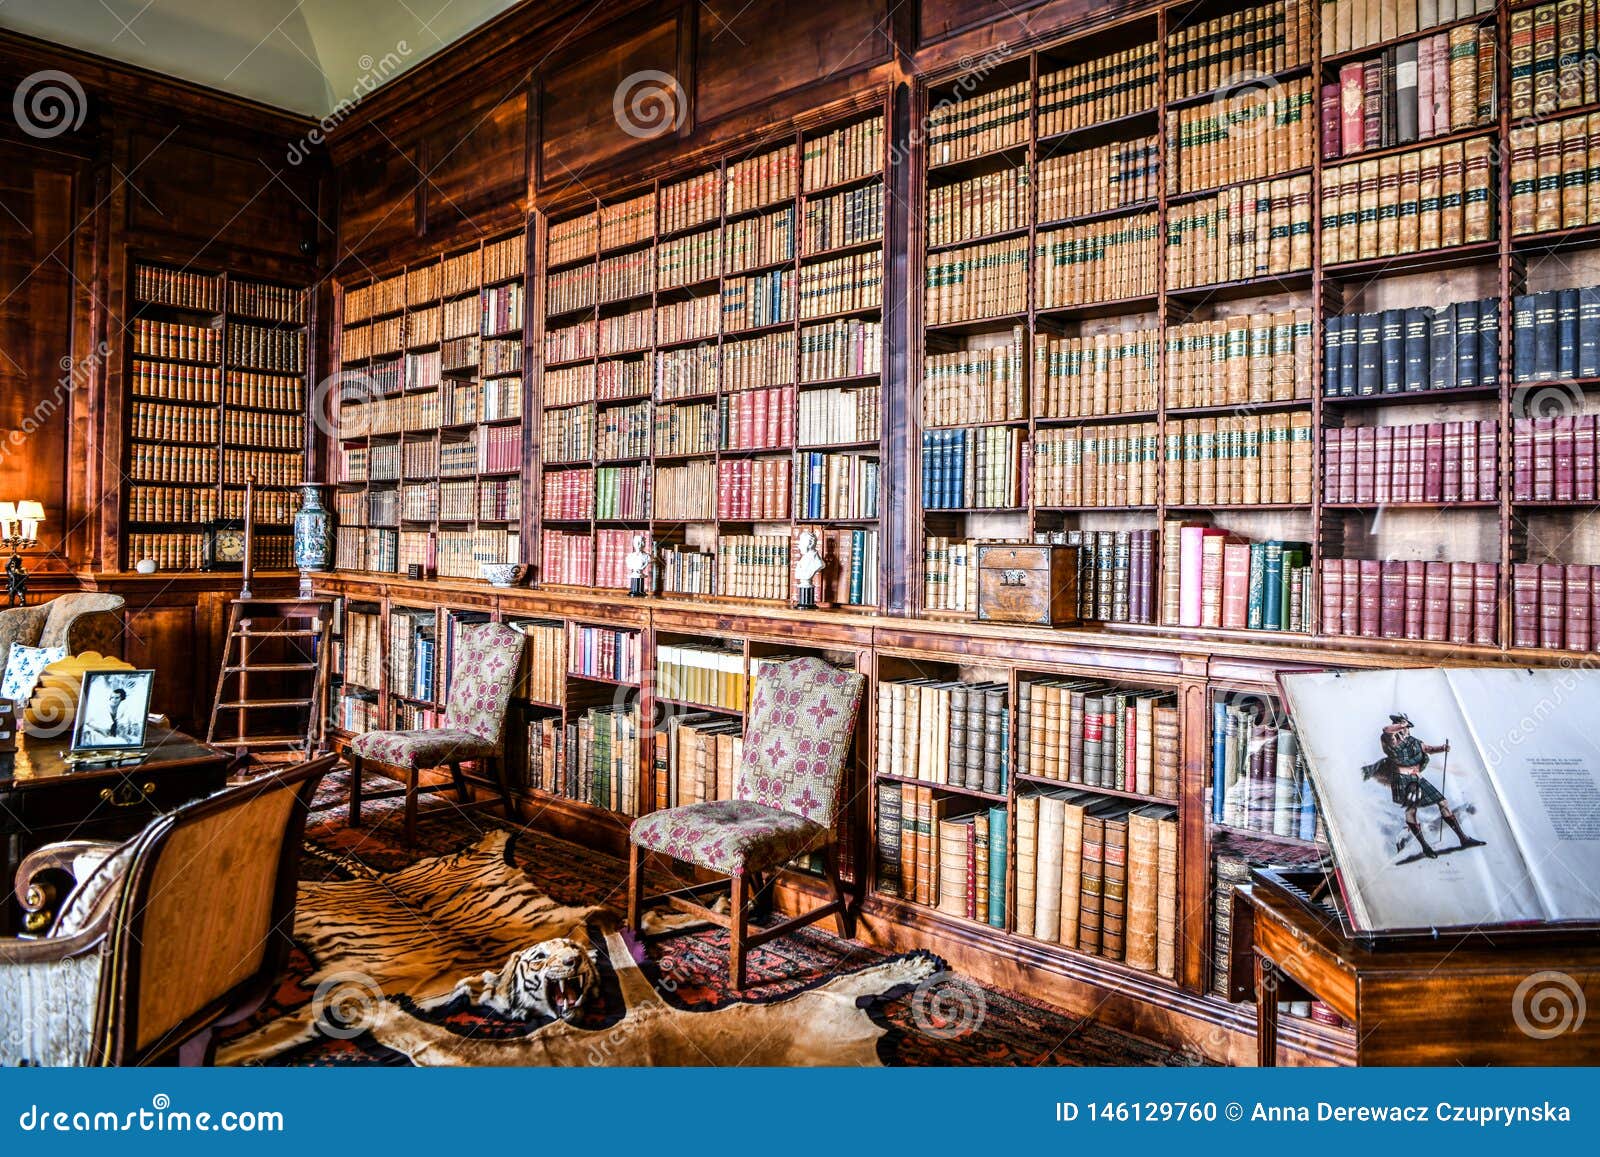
{"left": 206, "top": 595, "right": 335, "bottom": 761}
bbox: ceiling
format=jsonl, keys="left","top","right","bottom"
{"left": 0, "top": 0, "right": 527, "bottom": 117}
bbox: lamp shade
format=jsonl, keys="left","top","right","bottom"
{"left": 15, "top": 501, "right": 43, "bottom": 521}
{"left": 0, "top": 503, "right": 15, "bottom": 523}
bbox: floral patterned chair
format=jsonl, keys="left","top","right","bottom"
{"left": 0, "top": 592, "right": 125, "bottom": 673}
{"left": 0, "top": 754, "right": 335, "bottom": 1066}
{"left": 346, "top": 622, "right": 525, "bottom": 844}
{"left": 627, "top": 655, "right": 866, "bottom": 989}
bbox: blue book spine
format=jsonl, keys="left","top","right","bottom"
{"left": 1297, "top": 764, "right": 1317, "bottom": 842}
{"left": 849, "top": 529, "right": 863, "bottom": 604}
{"left": 987, "top": 807, "right": 1007, "bottom": 929}
{"left": 808, "top": 453, "right": 823, "bottom": 518}
{"left": 1478, "top": 297, "right": 1499, "bottom": 388}
{"left": 1212, "top": 698, "right": 1228, "bottom": 823}
{"left": 1323, "top": 315, "right": 1342, "bottom": 396}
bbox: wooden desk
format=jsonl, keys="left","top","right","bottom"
{"left": 0, "top": 725, "right": 232, "bottom": 933}
{"left": 1233, "top": 870, "right": 1600, "bottom": 1065}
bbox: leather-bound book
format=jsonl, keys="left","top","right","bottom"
{"left": 1463, "top": 136, "right": 1493, "bottom": 243}
{"left": 1510, "top": 8, "right": 1536, "bottom": 119}
{"left": 1509, "top": 126, "right": 1538, "bottom": 235}
{"left": 973, "top": 812, "right": 988, "bottom": 925}
{"left": 1473, "top": 562, "right": 1498, "bottom": 646}
{"left": 1405, "top": 560, "right": 1426, "bottom": 638}
{"left": 1100, "top": 809, "right": 1128, "bottom": 961}
{"left": 936, "top": 814, "right": 969, "bottom": 919}
{"left": 1380, "top": 559, "right": 1407, "bottom": 636}
{"left": 1015, "top": 792, "right": 1038, "bottom": 937}
{"left": 1447, "top": 562, "right": 1474, "bottom": 645}
{"left": 1126, "top": 805, "right": 1162, "bottom": 972}
{"left": 1540, "top": 563, "right": 1568, "bottom": 649}
{"left": 1077, "top": 810, "right": 1106, "bottom": 956}
{"left": 1447, "top": 25, "right": 1478, "bottom": 131}
{"left": 1155, "top": 814, "right": 1178, "bottom": 979}
{"left": 875, "top": 782, "right": 902, "bottom": 897}
{"left": 1511, "top": 562, "right": 1541, "bottom": 649}
{"left": 1535, "top": 121, "right": 1563, "bottom": 233}
{"left": 1577, "top": 566, "right": 1599, "bottom": 653}
{"left": 1035, "top": 793, "right": 1066, "bottom": 941}
{"left": 1423, "top": 560, "right": 1451, "bottom": 641}
{"left": 1057, "top": 794, "right": 1086, "bottom": 949}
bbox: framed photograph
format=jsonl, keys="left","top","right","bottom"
{"left": 71, "top": 669, "right": 155, "bottom": 752}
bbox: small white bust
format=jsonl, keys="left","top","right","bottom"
{"left": 795, "top": 530, "right": 825, "bottom": 588}
{"left": 624, "top": 534, "right": 652, "bottom": 581}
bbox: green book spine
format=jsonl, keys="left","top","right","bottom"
{"left": 1262, "top": 541, "right": 1285, "bottom": 630}
{"left": 987, "top": 806, "right": 1008, "bottom": 929}
{"left": 1246, "top": 542, "right": 1266, "bottom": 629}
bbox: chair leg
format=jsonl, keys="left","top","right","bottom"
{"left": 346, "top": 753, "right": 364, "bottom": 828}
{"left": 404, "top": 766, "right": 420, "bottom": 846}
{"left": 824, "top": 847, "right": 855, "bottom": 938}
{"left": 626, "top": 841, "right": 643, "bottom": 934}
{"left": 728, "top": 871, "right": 748, "bottom": 991}
{"left": 449, "top": 760, "right": 469, "bottom": 803}
{"left": 491, "top": 756, "right": 515, "bottom": 819}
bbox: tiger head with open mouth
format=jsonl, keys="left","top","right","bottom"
{"left": 455, "top": 937, "right": 600, "bottom": 1022}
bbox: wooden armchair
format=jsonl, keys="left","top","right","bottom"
{"left": 627, "top": 656, "right": 866, "bottom": 989}
{"left": 345, "top": 621, "right": 525, "bottom": 844}
{"left": 0, "top": 754, "right": 335, "bottom": 1066}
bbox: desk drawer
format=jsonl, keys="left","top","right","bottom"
{"left": 2, "top": 768, "right": 223, "bottom": 835}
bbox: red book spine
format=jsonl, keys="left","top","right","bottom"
{"left": 1340, "top": 64, "right": 1364, "bottom": 156}
{"left": 1321, "top": 83, "right": 1342, "bottom": 160}
{"left": 1404, "top": 560, "right": 1426, "bottom": 639}
{"left": 1379, "top": 559, "right": 1407, "bottom": 637}
{"left": 1565, "top": 565, "right": 1593, "bottom": 653}
{"left": 1447, "top": 563, "right": 1474, "bottom": 645}
{"left": 1320, "top": 558, "right": 1341, "bottom": 634}
{"left": 1513, "top": 418, "right": 1534, "bottom": 502}
{"left": 1341, "top": 558, "right": 1361, "bottom": 636}
{"left": 1422, "top": 562, "right": 1450, "bottom": 642}
{"left": 1424, "top": 422, "right": 1445, "bottom": 503}
{"left": 1533, "top": 418, "right": 1555, "bottom": 500}
{"left": 1358, "top": 559, "right": 1382, "bottom": 636}
{"left": 1539, "top": 562, "right": 1567, "bottom": 649}
{"left": 1479, "top": 421, "right": 1497, "bottom": 502}
{"left": 1554, "top": 418, "right": 1576, "bottom": 502}
{"left": 1577, "top": 415, "right": 1597, "bottom": 500}
{"left": 1511, "top": 563, "right": 1541, "bottom": 649}
{"left": 1473, "top": 562, "right": 1498, "bottom": 646}
{"left": 1442, "top": 422, "right": 1462, "bottom": 503}
{"left": 1374, "top": 426, "right": 1393, "bottom": 505}
{"left": 1355, "top": 427, "right": 1375, "bottom": 504}
{"left": 1222, "top": 542, "right": 1250, "bottom": 629}
{"left": 1407, "top": 427, "right": 1426, "bottom": 502}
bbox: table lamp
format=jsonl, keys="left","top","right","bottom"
{"left": 1, "top": 501, "right": 43, "bottom": 607}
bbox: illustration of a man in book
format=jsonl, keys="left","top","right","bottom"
{"left": 1361, "top": 714, "right": 1486, "bottom": 862}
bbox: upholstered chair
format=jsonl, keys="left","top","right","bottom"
{"left": 627, "top": 655, "right": 866, "bottom": 989}
{"left": 345, "top": 621, "right": 525, "bottom": 844}
{"left": 0, "top": 754, "right": 335, "bottom": 1066}
{"left": 0, "top": 592, "right": 126, "bottom": 673}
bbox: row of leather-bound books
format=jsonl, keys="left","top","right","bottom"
{"left": 1322, "top": 0, "right": 1493, "bottom": 56}
{"left": 509, "top": 622, "right": 567, "bottom": 705}
{"left": 922, "top": 529, "right": 1160, "bottom": 625}
{"left": 1167, "top": 0, "right": 1311, "bottom": 100}
{"left": 1323, "top": 420, "right": 1499, "bottom": 504}
{"left": 1322, "top": 25, "right": 1495, "bottom": 159}
{"left": 1167, "top": 179, "right": 1313, "bottom": 289}
{"left": 1018, "top": 681, "right": 1179, "bottom": 798}
{"left": 1167, "top": 78, "right": 1316, "bottom": 196}
{"left": 1509, "top": 111, "right": 1600, "bottom": 236}
{"left": 1321, "top": 558, "right": 1499, "bottom": 645}
{"left": 1018, "top": 792, "right": 1177, "bottom": 977}
{"left": 876, "top": 786, "right": 1009, "bottom": 928}
{"left": 525, "top": 707, "right": 641, "bottom": 816}
{"left": 1321, "top": 137, "right": 1494, "bottom": 264}
{"left": 876, "top": 678, "right": 1010, "bottom": 796}
{"left": 1509, "top": 1, "right": 1600, "bottom": 121}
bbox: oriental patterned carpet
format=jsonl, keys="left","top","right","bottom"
{"left": 220, "top": 769, "right": 1203, "bottom": 1067}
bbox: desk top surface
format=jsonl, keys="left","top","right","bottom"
{"left": 0, "top": 725, "right": 225, "bottom": 788}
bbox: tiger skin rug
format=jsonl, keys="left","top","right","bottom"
{"left": 218, "top": 830, "right": 939, "bottom": 1067}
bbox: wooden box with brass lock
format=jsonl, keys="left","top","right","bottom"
{"left": 974, "top": 543, "right": 1079, "bottom": 626}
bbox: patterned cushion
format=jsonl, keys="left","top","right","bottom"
{"left": 441, "top": 623, "right": 525, "bottom": 746}
{"left": 735, "top": 656, "right": 865, "bottom": 827}
{"left": 1, "top": 644, "right": 65, "bottom": 704}
{"left": 350, "top": 729, "right": 496, "bottom": 769}
{"left": 55, "top": 840, "right": 137, "bottom": 937}
{"left": 630, "top": 799, "right": 827, "bottom": 876}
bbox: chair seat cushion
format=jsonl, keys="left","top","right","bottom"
{"left": 350, "top": 729, "right": 496, "bottom": 769}
{"left": 629, "top": 799, "right": 828, "bottom": 876}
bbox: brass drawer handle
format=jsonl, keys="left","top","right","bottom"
{"left": 99, "top": 782, "right": 157, "bottom": 808}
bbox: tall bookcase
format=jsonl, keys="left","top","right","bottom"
{"left": 124, "top": 258, "right": 308, "bottom": 570}
{"left": 537, "top": 98, "right": 890, "bottom": 606}
{"left": 333, "top": 229, "right": 528, "bottom": 579}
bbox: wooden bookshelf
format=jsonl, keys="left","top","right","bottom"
{"left": 123, "top": 257, "right": 308, "bottom": 570}
{"left": 332, "top": 230, "right": 527, "bottom": 578}
{"left": 536, "top": 98, "right": 890, "bottom": 607}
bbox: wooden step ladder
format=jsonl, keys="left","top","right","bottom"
{"left": 207, "top": 596, "right": 335, "bottom": 760}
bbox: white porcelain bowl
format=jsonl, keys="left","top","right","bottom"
{"left": 480, "top": 562, "right": 524, "bottom": 588}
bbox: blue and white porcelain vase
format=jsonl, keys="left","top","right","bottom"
{"left": 292, "top": 483, "right": 333, "bottom": 594}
